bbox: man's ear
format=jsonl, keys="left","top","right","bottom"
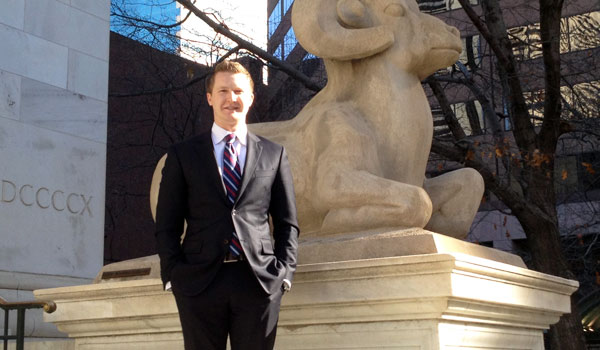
{"left": 206, "top": 92, "right": 213, "bottom": 106}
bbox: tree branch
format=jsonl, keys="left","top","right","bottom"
{"left": 457, "top": 0, "right": 536, "bottom": 153}
{"left": 431, "top": 139, "right": 554, "bottom": 224}
{"left": 427, "top": 78, "right": 467, "bottom": 140}
{"left": 537, "top": 0, "right": 565, "bottom": 152}
{"left": 111, "top": 6, "right": 193, "bottom": 29}
{"left": 176, "top": 0, "right": 323, "bottom": 92}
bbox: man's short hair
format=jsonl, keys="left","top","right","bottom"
{"left": 205, "top": 60, "right": 254, "bottom": 94}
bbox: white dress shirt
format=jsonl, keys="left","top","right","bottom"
{"left": 211, "top": 123, "right": 248, "bottom": 188}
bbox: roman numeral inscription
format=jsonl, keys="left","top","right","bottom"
{"left": 1, "top": 179, "right": 93, "bottom": 217}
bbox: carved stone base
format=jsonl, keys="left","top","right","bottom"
{"left": 34, "top": 230, "right": 578, "bottom": 349}
{"left": 35, "top": 279, "right": 181, "bottom": 350}
{"left": 277, "top": 253, "right": 576, "bottom": 349}
{"left": 4, "top": 339, "right": 74, "bottom": 350}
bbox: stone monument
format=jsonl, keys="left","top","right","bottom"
{"left": 34, "top": 0, "right": 578, "bottom": 349}
{"left": 0, "top": 0, "right": 110, "bottom": 345}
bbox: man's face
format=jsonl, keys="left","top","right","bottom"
{"left": 207, "top": 72, "right": 254, "bottom": 131}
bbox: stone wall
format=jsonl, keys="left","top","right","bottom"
{"left": 0, "top": 0, "right": 110, "bottom": 338}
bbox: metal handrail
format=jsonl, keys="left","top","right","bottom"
{"left": 0, "top": 296, "right": 56, "bottom": 350}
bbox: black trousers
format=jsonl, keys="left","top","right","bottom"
{"left": 173, "top": 261, "right": 283, "bottom": 350}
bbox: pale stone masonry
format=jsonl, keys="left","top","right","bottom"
{"left": 0, "top": 0, "right": 110, "bottom": 340}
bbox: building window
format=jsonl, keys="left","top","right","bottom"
{"left": 437, "top": 35, "right": 481, "bottom": 74}
{"left": 283, "top": 0, "right": 294, "bottom": 15}
{"left": 523, "top": 90, "right": 545, "bottom": 126}
{"left": 555, "top": 155, "right": 579, "bottom": 195}
{"left": 268, "top": 1, "right": 282, "bottom": 39}
{"left": 458, "top": 35, "right": 481, "bottom": 69}
{"left": 450, "top": 100, "right": 483, "bottom": 135}
{"left": 269, "top": 0, "right": 296, "bottom": 40}
{"left": 447, "top": 0, "right": 478, "bottom": 10}
{"left": 417, "top": 0, "right": 478, "bottom": 14}
{"left": 509, "top": 11, "right": 600, "bottom": 61}
{"left": 274, "top": 44, "right": 282, "bottom": 60}
{"left": 303, "top": 52, "right": 317, "bottom": 61}
{"left": 431, "top": 108, "right": 451, "bottom": 137}
{"left": 561, "top": 80, "right": 600, "bottom": 119}
{"left": 524, "top": 80, "right": 600, "bottom": 124}
{"left": 502, "top": 98, "right": 512, "bottom": 131}
{"left": 417, "top": 0, "right": 447, "bottom": 13}
{"left": 556, "top": 152, "right": 600, "bottom": 194}
{"left": 561, "top": 11, "right": 600, "bottom": 53}
{"left": 508, "top": 23, "right": 543, "bottom": 61}
{"left": 578, "top": 152, "right": 600, "bottom": 191}
{"left": 283, "top": 27, "right": 297, "bottom": 59}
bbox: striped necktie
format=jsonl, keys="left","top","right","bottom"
{"left": 223, "top": 133, "right": 243, "bottom": 257}
{"left": 223, "top": 134, "right": 242, "bottom": 204}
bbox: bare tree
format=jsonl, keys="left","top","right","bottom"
{"left": 425, "top": 0, "right": 600, "bottom": 347}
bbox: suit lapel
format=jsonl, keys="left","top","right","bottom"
{"left": 236, "top": 132, "right": 262, "bottom": 204}
{"left": 193, "top": 133, "right": 229, "bottom": 204}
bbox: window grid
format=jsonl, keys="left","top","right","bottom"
{"left": 283, "top": 0, "right": 294, "bottom": 14}
{"left": 509, "top": 11, "right": 600, "bottom": 61}
{"left": 283, "top": 27, "right": 297, "bottom": 59}
{"left": 268, "top": 1, "right": 282, "bottom": 39}
{"left": 417, "top": 0, "right": 479, "bottom": 14}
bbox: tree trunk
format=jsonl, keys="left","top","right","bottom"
{"left": 514, "top": 176, "right": 586, "bottom": 349}
{"left": 549, "top": 298, "right": 586, "bottom": 350}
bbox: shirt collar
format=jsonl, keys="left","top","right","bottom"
{"left": 211, "top": 123, "right": 247, "bottom": 146}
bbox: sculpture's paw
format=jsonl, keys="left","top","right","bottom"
{"left": 320, "top": 184, "right": 432, "bottom": 234}
{"left": 424, "top": 168, "right": 484, "bottom": 239}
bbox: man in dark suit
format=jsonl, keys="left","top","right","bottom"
{"left": 155, "top": 60, "right": 299, "bottom": 350}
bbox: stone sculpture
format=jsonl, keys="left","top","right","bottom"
{"left": 151, "top": 0, "right": 484, "bottom": 239}
{"left": 250, "top": 0, "right": 484, "bottom": 238}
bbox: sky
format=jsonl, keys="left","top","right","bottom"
{"left": 110, "top": 0, "right": 181, "bottom": 52}
{"left": 177, "top": 0, "right": 268, "bottom": 65}
{"left": 110, "top": 0, "right": 268, "bottom": 63}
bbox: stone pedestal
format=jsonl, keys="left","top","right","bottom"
{"left": 35, "top": 279, "right": 181, "bottom": 350}
{"left": 277, "top": 253, "right": 576, "bottom": 349}
{"left": 34, "top": 230, "right": 578, "bottom": 349}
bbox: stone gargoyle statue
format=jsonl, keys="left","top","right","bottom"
{"left": 151, "top": 0, "right": 484, "bottom": 239}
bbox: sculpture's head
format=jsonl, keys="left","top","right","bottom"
{"left": 292, "top": 0, "right": 462, "bottom": 79}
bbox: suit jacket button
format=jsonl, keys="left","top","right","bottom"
{"left": 223, "top": 239, "right": 229, "bottom": 245}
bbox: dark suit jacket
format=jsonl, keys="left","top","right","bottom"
{"left": 155, "top": 131, "right": 299, "bottom": 296}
